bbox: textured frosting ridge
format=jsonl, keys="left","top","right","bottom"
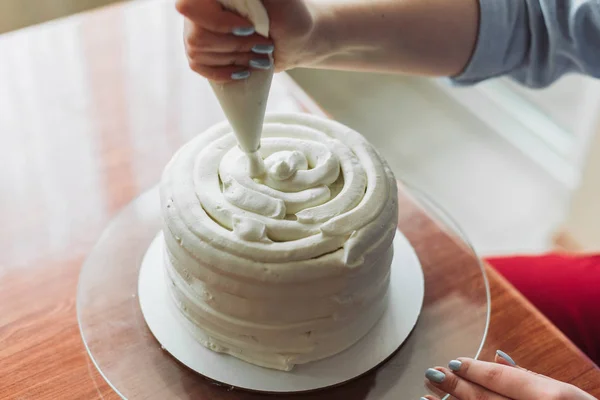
{"left": 160, "top": 113, "right": 398, "bottom": 371}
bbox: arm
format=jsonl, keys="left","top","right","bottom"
{"left": 310, "top": 0, "right": 600, "bottom": 87}
{"left": 178, "top": 0, "right": 600, "bottom": 87}
{"left": 304, "top": 0, "right": 480, "bottom": 77}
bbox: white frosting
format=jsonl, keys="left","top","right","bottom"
{"left": 160, "top": 113, "right": 398, "bottom": 371}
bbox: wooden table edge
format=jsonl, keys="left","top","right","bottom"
{"left": 484, "top": 263, "right": 598, "bottom": 367}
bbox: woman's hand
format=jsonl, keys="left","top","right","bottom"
{"left": 422, "top": 350, "right": 597, "bottom": 400}
{"left": 175, "top": 0, "right": 325, "bottom": 82}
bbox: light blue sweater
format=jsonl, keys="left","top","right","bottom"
{"left": 452, "top": 0, "right": 600, "bottom": 87}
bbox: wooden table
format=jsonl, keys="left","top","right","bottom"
{"left": 1, "top": 1, "right": 599, "bottom": 398}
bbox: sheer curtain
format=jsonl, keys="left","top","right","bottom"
{"left": 0, "top": 0, "right": 125, "bottom": 33}
{"left": 436, "top": 75, "right": 600, "bottom": 189}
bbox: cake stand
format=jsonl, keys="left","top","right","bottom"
{"left": 77, "top": 184, "right": 490, "bottom": 400}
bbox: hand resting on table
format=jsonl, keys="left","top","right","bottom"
{"left": 423, "top": 350, "right": 597, "bottom": 400}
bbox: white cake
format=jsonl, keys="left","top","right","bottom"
{"left": 160, "top": 113, "right": 398, "bottom": 371}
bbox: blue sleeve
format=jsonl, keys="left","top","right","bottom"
{"left": 452, "top": 0, "right": 600, "bottom": 88}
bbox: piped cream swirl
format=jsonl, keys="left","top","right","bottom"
{"left": 160, "top": 113, "right": 398, "bottom": 371}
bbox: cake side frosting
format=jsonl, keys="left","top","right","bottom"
{"left": 160, "top": 112, "right": 398, "bottom": 371}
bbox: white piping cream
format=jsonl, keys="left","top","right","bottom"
{"left": 210, "top": 0, "right": 272, "bottom": 177}
{"left": 160, "top": 113, "right": 398, "bottom": 371}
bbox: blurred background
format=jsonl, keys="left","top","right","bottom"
{"left": 2, "top": 0, "right": 599, "bottom": 256}
{"left": 0, "top": 0, "right": 122, "bottom": 33}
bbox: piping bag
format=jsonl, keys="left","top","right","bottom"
{"left": 211, "top": 0, "right": 272, "bottom": 178}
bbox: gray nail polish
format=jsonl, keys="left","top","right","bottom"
{"left": 496, "top": 350, "right": 517, "bottom": 366}
{"left": 249, "top": 58, "right": 272, "bottom": 70}
{"left": 231, "top": 70, "right": 250, "bottom": 80}
{"left": 448, "top": 360, "right": 462, "bottom": 371}
{"left": 425, "top": 368, "right": 445, "bottom": 383}
{"left": 232, "top": 27, "right": 255, "bottom": 36}
{"left": 420, "top": 398, "right": 429, "bottom": 400}
{"left": 252, "top": 44, "right": 275, "bottom": 54}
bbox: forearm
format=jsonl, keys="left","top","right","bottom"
{"left": 306, "top": 0, "right": 480, "bottom": 77}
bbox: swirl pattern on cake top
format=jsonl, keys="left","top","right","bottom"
{"left": 160, "top": 113, "right": 398, "bottom": 371}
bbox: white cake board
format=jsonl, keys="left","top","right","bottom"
{"left": 138, "top": 230, "right": 424, "bottom": 393}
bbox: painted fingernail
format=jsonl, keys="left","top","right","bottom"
{"left": 252, "top": 44, "right": 274, "bottom": 54}
{"left": 496, "top": 350, "right": 516, "bottom": 366}
{"left": 232, "top": 27, "right": 255, "bottom": 36}
{"left": 449, "top": 360, "right": 462, "bottom": 371}
{"left": 425, "top": 368, "right": 445, "bottom": 383}
{"left": 420, "top": 397, "right": 429, "bottom": 400}
{"left": 231, "top": 70, "right": 251, "bottom": 80}
{"left": 249, "top": 58, "right": 272, "bottom": 70}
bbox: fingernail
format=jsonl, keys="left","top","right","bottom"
{"left": 252, "top": 44, "right": 274, "bottom": 54}
{"left": 420, "top": 397, "right": 429, "bottom": 400}
{"left": 231, "top": 70, "right": 250, "bottom": 80}
{"left": 249, "top": 58, "right": 272, "bottom": 70}
{"left": 232, "top": 27, "right": 255, "bottom": 36}
{"left": 448, "top": 360, "right": 462, "bottom": 371}
{"left": 425, "top": 368, "right": 445, "bottom": 383}
{"left": 496, "top": 350, "right": 516, "bottom": 366}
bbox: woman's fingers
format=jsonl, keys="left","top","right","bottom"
{"left": 184, "top": 21, "right": 273, "bottom": 53}
{"left": 187, "top": 63, "right": 250, "bottom": 83}
{"left": 188, "top": 56, "right": 271, "bottom": 82}
{"left": 449, "top": 358, "right": 576, "bottom": 399}
{"left": 423, "top": 353, "right": 597, "bottom": 400}
{"left": 425, "top": 367, "right": 510, "bottom": 400}
{"left": 190, "top": 51, "right": 271, "bottom": 68}
{"left": 176, "top": 0, "right": 251, "bottom": 34}
{"left": 183, "top": 19, "right": 275, "bottom": 80}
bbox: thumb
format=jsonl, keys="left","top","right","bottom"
{"left": 494, "top": 350, "right": 517, "bottom": 367}
{"left": 495, "top": 350, "right": 552, "bottom": 380}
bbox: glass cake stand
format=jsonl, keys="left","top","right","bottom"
{"left": 77, "top": 184, "right": 490, "bottom": 400}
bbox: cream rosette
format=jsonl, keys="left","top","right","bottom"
{"left": 160, "top": 113, "right": 398, "bottom": 371}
